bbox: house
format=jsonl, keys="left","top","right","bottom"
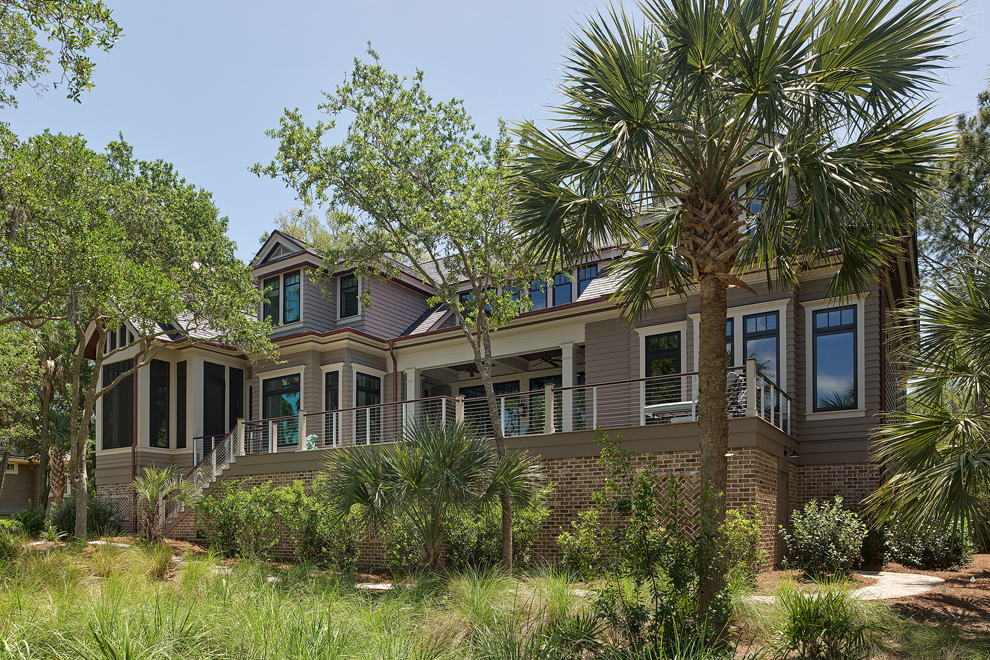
{"left": 0, "top": 455, "right": 43, "bottom": 517}
{"left": 89, "top": 229, "right": 913, "bottom": 564}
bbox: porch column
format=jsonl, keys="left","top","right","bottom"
{"left": 561, "top": 342, "right": 575, "bottom": 432}
{"left": 404, "top": 368, "right": 420, "bottom": 430}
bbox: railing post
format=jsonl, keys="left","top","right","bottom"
{"left": 500, "top": 397, "right": 506, "bottom": 436}
{"left": 365, "top": 408, "right": 371, "bottom": 445}
{"left": 211, "top": 446, "right": 217, "bottom": 475}
{"left": 441, "top": 398, "right": 447, "bottom": 428}
{"left": 237, "top": 418, "right": 245, "bottom": 457}
{"left": 298, "top": 409, "right": 307, "bottom": 451}
{"left": 745, "top": 358, "right": 757, "bottom": 417}
{"left": 691, "top": 374, "right": 697, "bottom": 421}
{"left": 544, "top": 383, "right": 555, "bottom": 434}
{"left": 639, "top": 380, "right": 646, "bottom": 426}
{"left": 592, "top": 386, "right": 598, "bottom": 429}
{"left": 269, "top": 420, "right": 275, "bottom": 454}
{"left": 455, "top": 395, "right": 465, "bottom": 423}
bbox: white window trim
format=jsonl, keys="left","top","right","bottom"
{"left": 352, "top": 366, "right": 386, "bottom": 408}
{"left": 321, "top": 363, "right": 344, "bottom": 411}
{"left": 337, "top": 273, "right": 363, "bottom": 321}
{"left": 4, "top": 461, "right": 17, "bottom": 474}
{"left": 256, "top": 365, "right": 306, "bottom": 413}
{"left": 260, "top": 269, "right": 305, "bottom": 329}
{"left": 636, "top": 321, "right": 689, "bottom": 379}
{"left": 801, "top": 295, "right": 868, "bottom": 419}
{"left": 690, "top": 298, "right": 790, "bottom": 381}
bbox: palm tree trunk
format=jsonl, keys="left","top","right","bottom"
{"left": 697, "top": 274, "right": 729, "bottom": 618}
{"left": 479, "top": 356, "right": 514, "bottom": 572}
{"left": 37, "top": 380, "right": 53, "bottom": 511}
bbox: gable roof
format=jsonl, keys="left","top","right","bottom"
{"left": 250, "top": 230, "right": 321, "bottom": 268}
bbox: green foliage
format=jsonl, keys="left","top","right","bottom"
{"left": 884, "top": 518, "right": 974, "bottom": 570}
{"left": 0, "top": 1, "right": 122, "bottom": 108}
{"left": 445, "top": 484, "right": 552, "bottom": 570}
{"left": 133, "top": 465, "right": 199, "bottom": 544}
{"left": 12, "top": 503, "right": 45, "bottom": 538}
{"left": 194, "top": 479, "right": 280, "bottom": 560}
{"left": 771, "top": 584, "right": 887, "bottom": 660}
{"left": 722, "top": 507, "right": 767, "bottom": 589}
{"left": 48, "top": 495, "right": 121, "bottom": 538}
{"left": 780, "top": 497, "right": 866, "bottom": 578}
{"left": 381, "top": 512, "right": 422, "bottom": 577}
{"left": 323, "top": 421, "right": 542, "bottom": 571}
{"left": 0, "top": 526, "right": 22, "bottom": 561}
{"left": 0, "top": 519, "right": 25, "bottom": 536}
{"left": 557, "top": 508, "right": 605, "bottom": 581}
{"left": 272, "top": 476, "right": 361, "bottom": 570}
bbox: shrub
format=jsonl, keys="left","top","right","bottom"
{"left": 445, "top": 484, "right": 552, "bottom": 570}
{"left": 274, "top": 476, "right": 362, "bottom": 570}
{"left": 780, "top": 497, "right": 866, "bottom": 578}
{"left": 722, "top": 506, "right": 767, "bottom": 588}
{"left": 382, "top": 513, "right": 423, "bottom": 577}
{"left": 557, "top": 508, "right": 605, "bottom": 581}
{"left": 13, "top": 504, "right": 45, "bottom": 538}
{"left": 884, "top": 519, "right": 974, "bottom": 570}
{"left": 772, "top": 583, "right": 887, "bottom": 660}
{"left": 48, "top": 495, "right": 123, "bottom": 537}
{"left": 194, "top": 479, "right": 280, "bottom": 559}
{"left": 0, "top": 527, "right": 22, "bottom": 561}
{"left": 0, "top": 519, "right": 25, "bottom": 536}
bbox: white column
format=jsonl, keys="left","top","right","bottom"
{"left": 560, "top": 343, "right": 575, "bottom": 432}
{"left": 404, "top": 368, "right": 420, "bottom": 430}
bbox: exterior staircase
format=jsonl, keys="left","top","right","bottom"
{"left": 163, "top": 426, "right": 239, "bottom": 535}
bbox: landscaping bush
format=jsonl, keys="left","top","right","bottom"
{"left": 48, "top": 495, "right": 122, "bottom": 537}
{"left": 382, "top": 513, "right": 422, "bottom": 577}
{"left": 0, "top": 526, "right": 22, "bottom": 561}
{"left": 194, "top": 479, "right": 280, "bottom": 559}
{"left": 13, "top": 504, "right": 45, "bottom": 538}
{"left": 557, "top": 508, "right": 605, "bottom": 581}
{"left": 274, "top": 475, "right": 362, "bottom": 570}
{"left": 723, "top": 506, "right": 767, "bottom": 588}
{"left": 445, "top": 484, "right": 552, "bottom": 570}
{"left": 780, "top": 497, "right": 866, "bottom": 578}
{"left": 772, "top": 583, "right": 887, "bottom": 660}
{"left": 0, "top": 519, "right": 25, "bottom": 536}
{"left": 884, "top": 518, "right": 974, "bottom": 570}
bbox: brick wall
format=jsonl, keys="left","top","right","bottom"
{"left": 177, "top": 447, "right": 787, "bottom": 571}
{"left": 96, "top": 482, "right": 136, "bottom": 531}
{"left": 790, "top": 462, "right": 881, "bottom": 513}
{"left": 0, "top": 464, "right": 41, "bottom": 516}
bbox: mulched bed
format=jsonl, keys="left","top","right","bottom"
{"left": 884, "top": 553, "right": 990, "bottom": 632}
{"left": 753, "top": 569, "right": 879, "bottom": 596}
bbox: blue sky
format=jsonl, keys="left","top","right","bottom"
{"left": 7, "top": 0, "right": 988, "bottom": 262}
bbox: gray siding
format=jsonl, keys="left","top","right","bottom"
{"left": 0, "top": 465, "right": 41, "bottom": 514}
{"left": 303, "top": 270, "right": 335, "bottom": 333}
{"left": 585, "top": 319, "right": 633, "bottom": 384}
{"left": 364, "top": 280, "right": 430, "bottom": 339}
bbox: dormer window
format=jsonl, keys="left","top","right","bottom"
{"left": 105, "top": 326, "right": 133, "bottom": 354}
{"left": 340, "top": 273, "right": 359, "bottom": 318}
{"left": 262, "top": 270, "right": 302, "bottom": 326}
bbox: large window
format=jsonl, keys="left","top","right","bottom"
{"left": 644, "top": 331, "right": 681, "bottom": 404}
{"left": 263, "top": 374, "right": 300, "bottom": 445}
{"left": 355, "top": 372, "right": 381, "bottom": 443}
{"left": 529, "top": 280, "right": 548, "bottom": 310}
{"left": 577, "top": 264, "right": 598, "bottom": 296}
{"left": 460, "top": 381, "right": 520, "bottom": 436}
{"left": 101, "top": 359, "right": 134, "bottom": 450}
{"left": 282, "top": 271, "right": 300, "bottom": 324}
{"left": 149, "top": 359, "right": 170, "bottom": 448}
{"left": 340, "top": 273, "right": 359, "bottom": 318}
{"left": 203, "top": 362, "right": 226, "bottom": 445}
{"left": 229, "top": 367, "right": 244, "bottom": 431}
{"left": 553, "top": 273, "right": 572, "bottom": 305}
{"left": 743, "top": 311, "right": 779, "bottom": 383}
{"left": 262, "top": 270, "right": 301, "bottom": 326}
{"left": 325, "top": 371, "right": 340, "bottom": 446}
{"left": 726, "top": 319, "right": 734, "bottom": 367}
{"left": 176, "top": 361, "right": 187, "bottom": 449}
{"left": 813, "top": 306, "right": 857, "bottom": 411}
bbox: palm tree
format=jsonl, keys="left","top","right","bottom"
{"left": 864, "top": 257, "right": 990, "bottom": 540}
{"left": 322, "top": 421, "right": 542, "bottom": 571}
{"left": 513, "top": 0, "right": 955, "bottom": 613}
{"left": 133, "top": 466, "right": 199, "bottom": 544}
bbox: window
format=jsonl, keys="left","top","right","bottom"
{"left": 743, "top": 311, "right": 779, "bottom": 383}
{"left": 263, "top": 276, "right": 279, "bottom": 324}
{"left": 529, "top": 280, "right": 548, "bottom": 310}
{"left": 325, "top": 371, "right": 339, "bottom": 411}
{"left": 644, "top": 332, "right": 681, "bottom": 404}
{"left": 262, "top": 270, "right": 302, "bottom": 326}
{"left": 203, "top": 362, "right": 226, "bottom": 445}
{"left": 263, "top": 374, "right": 301, "bottom": 445}
{"left": 553, "top": 273, "right": 572, "bottom": 305}
{"left": 4, "top": 462, "right": 15, "bottom": 473}
{"left": 340, "top": 273, "right": 359, "bottom": 318}
{"left": 282, "top": 270, "right": 300, "bottom": 324}
{"left": 101, "top": 359, "right": 134, "bottom": 450}
{"left": 176, "top": 361, "right": 187, "bottom": 449}
{"left": 577, "top": 264, "right": 598, "bottom": 296}
{"left": 229, "top": 367, "right": 244, "bottom": 431}
{"left": 460, "top": 381, "right": 520, "bottom": 436}
{"left": 813, "top": 306, "right": 857, "bottom": 411}
{"left": 746, "top": 184, "right": 764, "bottom": 233}
{"left": 355, "top": 372, "right": 381, "bottom": 443}
{"left": 149, "top": 359, "right": 170, "bottom": 448}
{"left": 726, "top": 318, "right": 734, "bottom": 367}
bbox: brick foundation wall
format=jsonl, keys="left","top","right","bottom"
{"left": 177, "top": 446, "right": 788, "bottom": 571}
{"left": 96, "top": 483, "right": 137, "bottom": 533}
{"left": 790, "top": 462, "right": 881, "bottom": 513}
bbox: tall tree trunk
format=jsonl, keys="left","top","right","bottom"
{"left": 72, "top": 458, "right": 87, "bottom": 539}
{"left": 697, "top": 274, "right": 729, "bottom": 618}
{"left": 479, "top": 357, "right": 514, "bottom": 572}
{"left": 50, "top": 447, "right": 65, "bottom": 507}
{"left": 37, "top": 378, "right": 53, "bottom": 511}
{"left": 0, "top": 450, "right": 9, "bottom": 503}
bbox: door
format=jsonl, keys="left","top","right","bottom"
{"left": 202, "top": 362, "right": 226, "bottom": 452}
